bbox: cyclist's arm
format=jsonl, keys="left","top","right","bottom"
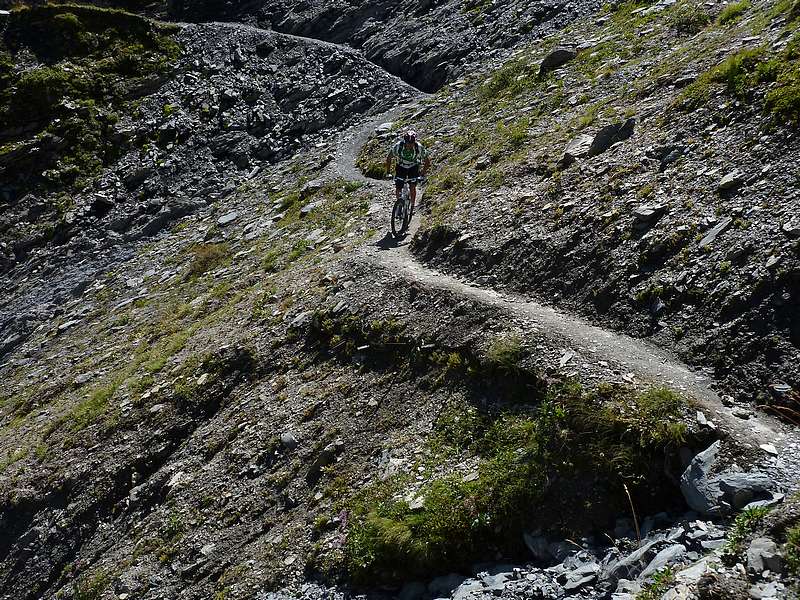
{"left": 385, "top": 150, "right": 394, "bottom": 176}
{"left": 422, "top": 155, "right": 431, "bottom": 177}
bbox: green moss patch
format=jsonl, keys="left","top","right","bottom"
{"left": 717, "top": 1, "right": 751, "bottom": 25}
{"left": 678, "top": 33, "right": 800, "bottom": 123}
{"left": 0, "top": 3, "right": 180, "bottom": 189}
{"left": 344, "top": 382, "right": 689, "bottom": 583}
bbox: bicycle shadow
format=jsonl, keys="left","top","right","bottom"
{"left": 374, "top": 231, "right": 410, "bottom": 250}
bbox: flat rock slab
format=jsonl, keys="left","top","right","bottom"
{"left": 698, "top": 217, "right": 732, "bottom": 249}
{"left": 217, "top": 211, "right": 239, "bottom": 226}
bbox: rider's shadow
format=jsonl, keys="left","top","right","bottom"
{"left": 374, "top": 231, "right": 409, "bottom": 250}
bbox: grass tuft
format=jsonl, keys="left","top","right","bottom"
{"left": 344, "top": 380, "right": 690, "bottom": 583}
{"left": 723, "top": 505, "right": 772, "bottom": 560}
{"left": 187, "top": 243, "right": 230, "bottom": 279}
{"left": 718, "top": 1, "right": 751, "bottom": 25}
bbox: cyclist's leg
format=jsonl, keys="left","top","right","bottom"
{"left": 395, "top": 166, "right": 406, "bottom": 201}
{"left": 408, "top": 165, "right": 420, "bottom": 211}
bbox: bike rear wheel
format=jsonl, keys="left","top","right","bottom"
{"left": 391, "top": 198, "right": 405, "bottom": 238}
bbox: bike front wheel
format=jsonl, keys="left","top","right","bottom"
{"left": 391, "top": 198, "right": 405, "bottom": 238}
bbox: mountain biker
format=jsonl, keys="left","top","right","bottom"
{"left": 385, "top": 130, "right": 431, "bottom": 214}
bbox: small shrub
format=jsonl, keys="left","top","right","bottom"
{"left": 70, "top": 384, "right": 115, "bottom": 431}
{"left": 765, "top": 66, "right": 800, "bottom": 123}
{"left": 485, "top": 334, "right": 524, "bottom": 373}
{"left": 74, "top": 568, "right": 111, "bottom": 600}
{"left": 713, "top": 47, "right": 765, "bottom": 98}
{"left": 670, "top": 3, "right": 711, "bottom": 34}
{"left": 792, "top": 0, "right": 800, "bottom": 21}
{"left": 718, "top": 1, "right": 751, "bottom": 25}
{"left": 723, "top": 505, "right": 772, "bottom": 559}
{"left": 345, "top": 383, "right": 689, "bottom": 584}
{"left": 787, "top": 522, "right": 800, "bottom": 574}
{"left": 187, "top": 243, "right": 230, "bottom": 279}
{"left": 479, "top": 55, "right": 539, "bottom": 100}
{"left": 10, "top": 66, "right": 72, "bottom": 121}
{"left": 636, "top": 567, "right": 676, "bottom": 600}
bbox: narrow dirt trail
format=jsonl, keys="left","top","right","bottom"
{"left": 331, "top": 106, "right": 800, "bottom": 492}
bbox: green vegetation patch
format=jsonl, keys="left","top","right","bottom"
{"left": 717, "top": 1, "right": 751, "bottom": 25}
{"left": 344, "top": 381, "right": 690, "bottom": 583}
{"left": 0, "top": 3, "right": 180, "bottom": 189}
{"left": 678, "top": 35, "right": 800, "bottom": 123}
{"left": 722, "top": 505, "right": 772, "bottom": 561}
{"left": 670, "top": 2, "right": 711, "bottom": 34}
{"left": 788, "top": 521, "right": 800, "bottom": 574}
{"left": 636, "top": 567, "right": 676, "bottom": 600}
{"left": 187, "top": 243, "right": 231, "bottom": 279}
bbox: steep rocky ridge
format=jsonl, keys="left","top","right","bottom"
{"left": 0, "top": 0, "right": 799, "bottom": 599}
{"left": 166, "top": 0, "right": 607, "bottom": 93}
{"left": 0, "top": 4, "right": 414, "bottom": 364}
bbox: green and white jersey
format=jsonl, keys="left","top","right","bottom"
{"left": 391, "top": 140, "right": 427, "bottom": 169}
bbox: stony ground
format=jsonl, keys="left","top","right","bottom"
{"left": 0, "top": 1, "right": 799, "bottom": 600}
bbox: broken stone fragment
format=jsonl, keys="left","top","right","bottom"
{"left": 698, "top": 217, "right": 732, "bottom": 249}
{"left": 718, "top": 171, "right": 744, "bottom": 192}
{"left": 633, "top": 204, "right": 667, "bottom": 223}
{"left": 588, "top": 118, "right": 636, "bottom": 156}
{"left": 746, "top": 537, "right": 784, "bottom": 575}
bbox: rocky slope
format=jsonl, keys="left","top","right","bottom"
{"left": 0, "top": 4, "right": 414, "bottom": 364}
{"left": 379, "top": 0, "right": 800, "bottom": 416}
{"left": 153, "top": 0, "right": 603, "bottom": 93}
{"left": 0, "top": 1, "right": 799, "bottom": 600}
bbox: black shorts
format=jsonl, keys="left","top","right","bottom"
{"left": 395, "top": 165, "right": 420, "bottom": 184}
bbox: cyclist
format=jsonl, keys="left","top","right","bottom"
{"left": 385, "top": 130, "right": 431, "bottom": 214}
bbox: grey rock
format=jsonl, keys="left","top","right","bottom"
{"left": 300, "top": 201, "right": 322, "bottom": 217}
{"left": 746, "top": 537, "right": 784, "bottom": 575}
{"left": 74, "top": 372, "right": 94, "bottom": 385}
{"left": 397, "top": 582, "right": 426, "bottom": 600}
{"left": 217, "top": 211, "right": 239, "bottom": 226}
{"left": 540, "top": 47, "right": 578, "bottom": 74}
{"left": 452, "top": 579, "right": 483, "bottom": 600}
{"left": 719, "top": 171, "right": 744, "bottom": 192}
{"left": 524, "top": 532, "right": 552, "bottom": 562}
{"left": 749, "top": 582, "right": 782, "bottom": 599}
{"left": 306, "top": 440, "right": 344, "bottom": 486}
{"left": 589, "top": 118, "right": 636, "bottom": 157}
{"left": 782, "top": 220, "right": 800, "bottom": 237}
{"left": 698, "top": 217, "right": 733, "bottom": 249}
{"left": 680, "top": 441, "right": 722, "bottom": 515}
{"left": 280, "top": 432, "right": 298, "bottom": 450}
{"left": 640, "top": 544, "right": 687, "bottom": 579}
{"left": 289, "top": 311, "right": 312, "bottom": 330}
{"left": 300, "top": 178, "right": 325, "bottom": 198}
{"left": 633, "top": 204, "right": 667, "bottom": 223}
{"left": 428, "top": 573, "right": 467, "bottom": 597}
{"left": 602, "top": 539, "right": 658, "bottom": 583}
{"left": 680, "top": 441, "right": 777, "bottom": 515}
{"left": 717, "top": 472, "right": 773, "bottom": 510}
{"left": 563, "top": 134, "right": 594, "bottom": 163}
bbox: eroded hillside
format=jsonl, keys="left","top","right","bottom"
{"left": 1, "top": 1, "right": 800, "bottom": 600}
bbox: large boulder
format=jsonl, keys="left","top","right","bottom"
{"left": 588, "top": 118, "right": 636, "bottom": 156}
{"left": 680, "top": 442, "right": 780, "bottom": 516}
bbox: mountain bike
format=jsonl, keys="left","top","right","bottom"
{"left": 391, "top": 176, "right": 424, "bottom": 238}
